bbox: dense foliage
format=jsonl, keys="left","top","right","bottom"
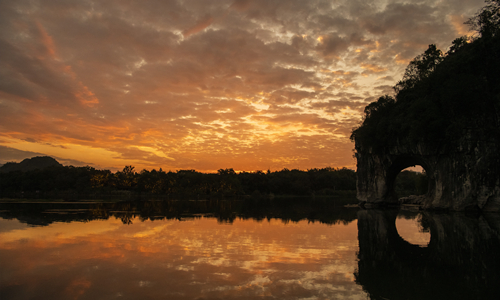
{"left": 351, "top": 0, "right": 500, "bottom": 152}
{"left": 0, "top": 162, "right": 357, "bottom": 200}
{"left": 394, "top": 170, "right": 428, "bottom": 197}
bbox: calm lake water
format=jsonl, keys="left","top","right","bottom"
{"left": 0, "top": 199, "right": 499, "bottom": 300}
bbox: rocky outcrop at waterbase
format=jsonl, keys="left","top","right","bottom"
{"left": 354, "top": 132, "right": 500, "bottom": 211}
{"left": 355, "top": 210, "right": 500, "bottom": 299}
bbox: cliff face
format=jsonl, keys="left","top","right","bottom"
{"left": 355, "top": 130, "right": 500, "bottom": 211}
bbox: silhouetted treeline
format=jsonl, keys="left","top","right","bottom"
{"left": 0, "top": 161, "right": 358, "bottom": 200}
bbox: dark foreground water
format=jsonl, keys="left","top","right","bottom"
{"left": 0, "top": 199, "right": 499, "bottom": 299}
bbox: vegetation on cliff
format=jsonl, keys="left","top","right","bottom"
{"left": 351, "top": 0, "right": 500, "bottom": 153}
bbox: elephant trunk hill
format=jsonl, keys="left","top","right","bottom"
{"left": 352, "top": 2, "right": 500, "bottom": 211}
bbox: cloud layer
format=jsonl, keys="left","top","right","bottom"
{"left": 0, "top": 0, "right": 485, "bottom": 171}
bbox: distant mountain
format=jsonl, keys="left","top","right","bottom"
{"left": 0, "top": 156, "right": 62, "bottom": 173}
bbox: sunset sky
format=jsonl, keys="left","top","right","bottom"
{"left": 0, "top": 0, "right": 485, "bottom": 172}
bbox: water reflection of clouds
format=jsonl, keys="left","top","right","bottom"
{"left": 132, "top": 224, "right": 170, "bottom": 238}
{"left": 0, "top": 216, "right": 366, "bottom": 299}
{"left": 0, "top": 219, "right": 122, "bottom": 244}
{"left": 0, "top": 218, "right": 28, "bottom": 233}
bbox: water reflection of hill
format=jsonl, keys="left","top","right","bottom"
{"left": 356, "top": 209, "right": 500, "bottom": 300}
{"left": 0, "top": 198, "right": 358, "bottom": 226}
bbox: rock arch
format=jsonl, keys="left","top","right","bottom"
{"left": 354, "top": 134, "right": 500, "bottom": 211}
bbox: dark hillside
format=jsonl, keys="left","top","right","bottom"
{"left": 0, "top": 156, "right": 62, "bottom": 173}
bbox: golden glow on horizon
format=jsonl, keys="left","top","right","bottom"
{"left": 0, "top": 137, "right": 132, "bottom": 170}
{"left": 133, "top": 146, "right": 175, "bottom": 161}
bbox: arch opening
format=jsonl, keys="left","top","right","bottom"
{"left": 385, "top": 156, "right": 434, "bottom": 204}
{"left": 394, "top": 166, "right": 428, "bottom": 198}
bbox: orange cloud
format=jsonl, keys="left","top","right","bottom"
{"left": 183, "top": 15, "right": 214, "bottom": 38}
{"left": 360, "top": 63, "right": 387, "bottom": 73}
{"left": 35, "top": 21, "right": 56, "bottom": 59}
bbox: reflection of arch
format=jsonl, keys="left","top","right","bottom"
{"left": 355, "top": 209, "right": 500, "bottom": 300}
{"left": 395, "top": 214, "right": 431, "bottom": 246}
